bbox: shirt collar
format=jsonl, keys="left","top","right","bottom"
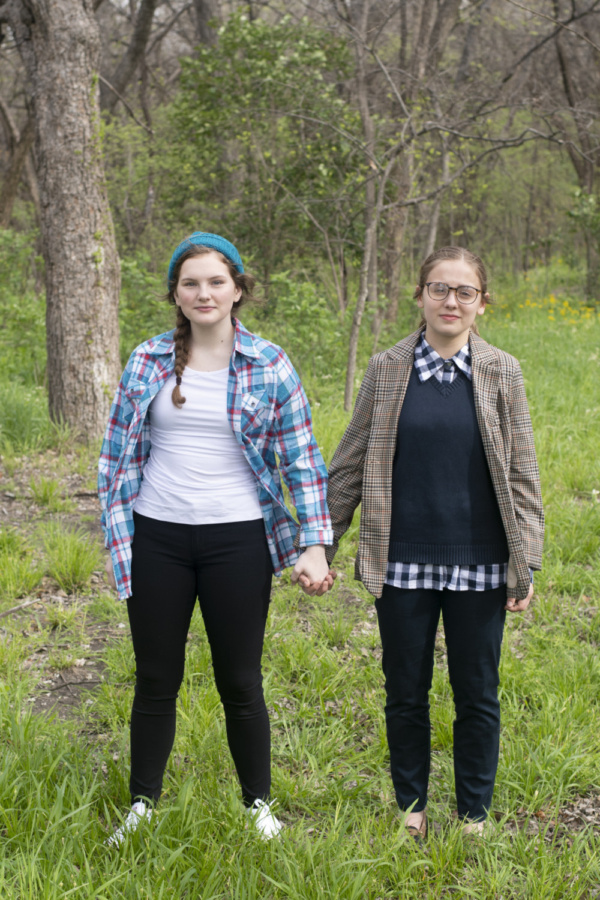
{"left": 232, "top": 317, "right": 263, "bottom": 361}
{"left": 141, "top": 318, "right": 264, "bottom": 364}
{"left": 414, "top": 332, "right": 472, "bottom": 382}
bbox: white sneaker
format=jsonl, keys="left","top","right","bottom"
{"left": 106, "top": 801, "right": 152, "bottom": 847}
{"left": 245, "top": 799, "right": 283, "bottom": 840}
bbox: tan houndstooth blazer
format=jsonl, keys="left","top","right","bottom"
{"left": 326, "top": 328, "right": 544, "bottom": 601}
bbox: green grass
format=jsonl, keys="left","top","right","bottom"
{"left": 0, "top": 528, "right": 44, "bottom": 605}
{"left": 0, "top": 386, "right": 73, "bottom": 454}
{"left": 38, "top": 523, "right": 103, "bottom": 595}
{"left": 29, "top": 476, "right": 76, "bottom": 513}
{"left": 0, "top": 270, "right": 599, "bottom": 897}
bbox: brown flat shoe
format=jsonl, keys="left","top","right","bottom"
{"left": 462, "top": 819, "right": 487, "bottom": 838}
{"left": 406, "top": 813, "right": 428, "bottom": 844}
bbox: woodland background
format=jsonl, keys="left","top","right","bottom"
{"left": 0, "top": 2, "right": 599, "bottom": 898}
{"left": 0, "top": 0, "right": 599, "bottom": 430}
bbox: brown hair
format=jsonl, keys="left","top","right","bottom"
{"left": 414, "top": 246, "right": 492, "bottom": 335}
{"left": 166, "top": 246, "right": 259, "bottom": 408}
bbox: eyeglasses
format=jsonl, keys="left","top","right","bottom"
{"left": 425, "top": 282, "right": 481, "bottom": 305}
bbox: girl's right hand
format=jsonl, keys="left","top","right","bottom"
{"left": 104, "top": 556, "right": 117, "bottom": 590}
{"left": 297, "top": 570, "right": 337, "bottom": 597}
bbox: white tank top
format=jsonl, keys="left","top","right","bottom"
{"left": 134, "top": 367, "right": 263, "bottom": 524}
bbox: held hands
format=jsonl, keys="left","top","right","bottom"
{"left": 505, "top": 582, "right": 534, "bottom": 612}
{"left": 290, "top": 545, "right": 337, "bottom": 597}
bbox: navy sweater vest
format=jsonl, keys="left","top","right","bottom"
{"left": 388, "top": 367, "right": 509, "bottom": 565}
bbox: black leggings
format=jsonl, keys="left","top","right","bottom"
{"left": 126, "top": 512, "right": 273, "bottom": 807}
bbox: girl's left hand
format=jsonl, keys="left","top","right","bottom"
{"left": 505, "top": 583, "right": 533, "bottom": 612}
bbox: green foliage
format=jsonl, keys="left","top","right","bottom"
{"left": 0, "top": 386, "right": 72, "bottom": 453}
{"left": 0, "top": 558, "right": 42, "bottom": 605}
{"left": 0, "top": 232, "right": 77, "bottom": 453}
{"left": 171, "top": 12, "right": 361, "bottom": 282}
{"left": 0, "top": 230, "right": 46, "bottom": 387}
{"left": 433, "top": 137, "right": 579, "bottom": 275}
{"left": 118, "top": 252, "right": 172, "bottom": 364}
{"left": 243, "top": 274, "right": 349, "bottom": 398}
{"left": 102, "top": 108, "right": 180, "bottom": 258}
{"left": 568, "top": 189, "right": 600, "bottom": 240}
{"left": 45, "top": 601, "right": 79, "bottom": 631}
{"left": 0, "top": 526, "right": 28, "bottom": 557}
{"left": 39, "top": 523, "right": 103, "bottom": 595}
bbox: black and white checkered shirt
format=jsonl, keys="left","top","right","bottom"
{"left": 385, "top": 333, "right": 508, "bottom": 592}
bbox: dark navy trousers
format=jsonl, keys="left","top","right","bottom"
{"left": 375, "top": 584, "right": 506, "bottom": 821}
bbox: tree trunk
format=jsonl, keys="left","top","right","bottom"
{"left": 381, "top": 150, "right": 414, "bottom": 325}
{"left": 425, "top": 138, "right": 449, "bottom": 257}
{"left": 584, "top": 231, "right": 600, "bottom": 300}
{"left": 194, "top": 0, "right": 218, "bottom": 46}
{"left": 344, "top": 217, "right": 375, "bottom": 411}
{"left": 353, "top": 0, "right": 379, "bottom": 326}
{"left": 2, "top": 0, "right": 121, "bottom": 439}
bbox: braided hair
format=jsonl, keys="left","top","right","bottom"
{"left": 166, "top": 245, "right": 259, "bottom": 408}
{"left": 172, "top": 306, "right": 191, "bottom": 408}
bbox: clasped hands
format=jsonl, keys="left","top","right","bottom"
{"left": 291, "top": 545, "right": 336, "bottom": 597}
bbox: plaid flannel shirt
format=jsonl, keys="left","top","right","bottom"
{"left": 98, "top": 319, "right": 333, "bottom": 600}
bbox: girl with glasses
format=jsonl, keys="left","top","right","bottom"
{"left": 324, "top": 246, "right": 544, "bottom": 840}
{"left": 99, "top": 233, "right": 334, "bottom": 846}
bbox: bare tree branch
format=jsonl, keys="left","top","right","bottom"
{"left": 501, "top": 0, "right": 600, "bottom": 83}
{"left": 389, "top": 130, "right": 561, "bottom": 210}
{"left": 146, "top": 2, "right": 193, "bottom": 56}
{"left": 100, "top": 0, "right": 160, "bottom": 113}
{"left": 98, "top": 74, "right": 154, "bottom": 133}
{"left": 503, "top": 0, "right": 600, "bottom": 53}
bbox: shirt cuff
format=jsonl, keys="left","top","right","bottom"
{"left": 297, "top": 528, "right": 334, "bottom": 548}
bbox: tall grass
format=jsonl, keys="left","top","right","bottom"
{"left": 0, "top": 387, "right": 74, "bottom": 454}
{"left": 39, "top": 523, "right": 103, "bottom": 595}
{"left": 0, "top": 260, "right": 599, "bottom": 897}
{"left": 0, "top": 528, "right": 43, "bottom": 605}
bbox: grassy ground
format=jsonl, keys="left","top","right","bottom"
{"left": 0, "top": 285, "right": 599, "bottom": 898}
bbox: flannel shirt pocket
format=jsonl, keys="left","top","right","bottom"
{"left": 241, "top": 391, "right": 271, "bottom": 433}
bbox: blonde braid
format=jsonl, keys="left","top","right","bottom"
{"left": 171, "top": 308, "right": 191, "bottom": 408}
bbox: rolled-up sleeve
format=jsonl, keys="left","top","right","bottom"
{"left": 273, "top": 354, "right": 333, "bottom": 548}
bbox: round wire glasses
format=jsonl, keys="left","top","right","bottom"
{"left": 425, "top": 282, "right": 481, "bottom": 305}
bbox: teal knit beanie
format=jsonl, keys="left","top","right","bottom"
{"left": 167, "top": 232, "right": 244, "bottom": 288}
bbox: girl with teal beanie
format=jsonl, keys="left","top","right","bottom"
{"left": 99, "top": 232, "right": 335, "bottom": 845}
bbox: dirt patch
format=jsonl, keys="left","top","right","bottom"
{"left": 3, "top": 585, "right": 130, "bottom": 722}
{"left": 0, "top": 446, "right": 102, "bottom": 538}
{"left": 1, "top": 448, "right": 125, "bottom": 722}
{"left": 502, "top": 795, "right": 600, "bottom": 842}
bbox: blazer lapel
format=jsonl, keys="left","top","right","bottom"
{"left": 351, "top": 330, "right": 419, "bottom": 594}
{"left": 373, "top": 328, "right": 421, "bottom": 455}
